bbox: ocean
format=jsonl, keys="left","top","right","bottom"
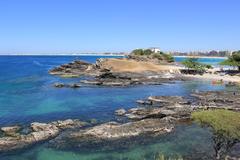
{"left": 0, "top": 55, "right": 230, "bottom": 159}
{"left": 174, "top": 56, "right": 227, "bottom": 66}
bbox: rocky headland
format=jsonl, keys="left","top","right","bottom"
{"left": 49, "top": 57, "right": 184, "bottom": 87}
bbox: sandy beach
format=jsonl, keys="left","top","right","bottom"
{"left": 183, "top": 73, "right": 240, "bottom": 83}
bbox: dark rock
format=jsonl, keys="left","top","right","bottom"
{"left": 69, "top": 83, "right": 81, "bottom": 88}
{"left": 49, "top": 60, "right": 99, "bottom": 76}
{"left": 225, "top": 142, "right": 240, "bottom": 160}
{"left": 54, "top": 83, "right": 64, "bottom": 88}
{"left": 191, "top": 91, "right": 240, "bottom": 111}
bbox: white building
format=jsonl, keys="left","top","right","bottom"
{"left": 149, "top": 47, "right": 161, "bottom": 53}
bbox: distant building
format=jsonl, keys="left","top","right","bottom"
{"left": 149, "top": 47, "right": 161, "bottom": 53}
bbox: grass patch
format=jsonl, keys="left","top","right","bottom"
{"left": 192, "top": 110, "right": 240, "bottom": 139}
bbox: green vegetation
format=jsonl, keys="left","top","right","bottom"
{"left": 182, "top": 58, "right": 212, "bottom": 72}
{"left": 131, "top": 49, "right": 174, "bottom": 63}
{"left": 162, "top": 53, "right": 174, "bottom": 63}
{"left": 220, "top": 51, "right": 240, "bottom": 70}
{"left": 192, "top": 110, "right": 240, "bottom": 158}
{"left": 131, "top": 49, "right": 153, "bottom": 56}
{"left": 192, "top": 110, "right": 240, "bottom": 139}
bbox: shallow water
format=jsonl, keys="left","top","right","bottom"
{"left": 174, "top": 56, "right": 226, "bottom": 66}
{"left": 2, "top": 123, "right": 215, "bottom": 160}
{"left": 0, "top": 55, "right": 229, "bottom": 159}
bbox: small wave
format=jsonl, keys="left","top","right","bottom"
{"left": 33, "top": 61, "right": 52, "bottom": 68}
{"left": 33, "top": 60, "right": 43, "bottom": 66}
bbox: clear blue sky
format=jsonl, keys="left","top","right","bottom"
{"left": 0, "top": 0, "right": 239, "bottom": 54}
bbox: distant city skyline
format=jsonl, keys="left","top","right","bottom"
{"left": 0, "top": 0, "right": 240, "bottom": 54}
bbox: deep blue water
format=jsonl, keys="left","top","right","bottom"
{"left": 0, "top": 55, "right": 228, "bottom": 159}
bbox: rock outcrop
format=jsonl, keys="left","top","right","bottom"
{"left": 50, "top": 117, "right": 175, "bottom": 150}
{"left": 53, "top": 83, "right": 81, "bottom": 88}
{"left": 191, "top": 91, "right": 240, "bottom": 111}
{"left": 0, "top": 119, "right": 86, "bottom": 152}
{"left": 49, "top": 95, "right": 193, "bottom": 151}
{"left": 49, "top": 58, "right": 183, "bottom": 87}
{"left": 49, "top": 60, "right": 99, "bottom": 77}
{"left": 117, "top": 96, "right": 192, "bottom": 121}
{"left": 80, "top": 71, "right": 181, "bottom": 87}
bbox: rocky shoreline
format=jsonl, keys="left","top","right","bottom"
{"left": 49, "top": 58, "right": 185, "bottom": 87}
{"left": 1, "top": 91, "right": 239, "bottom": 159}
{"left": 0, "top": 119, "right": 87, "bottom": 153}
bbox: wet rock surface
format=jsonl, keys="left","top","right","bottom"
{"left": 49, "top": 60, "right": 99, "bottom": 77}
{"left": 0, "top": 119, "right": 87, "bottom": 153}
{"left": 191, "top": 91, "right": 240, "bottom": 111}
{"left": 49, "top": 117, "right": 175, "bottom": 150}
{"left": 53, "top": 83, "right": 81, "bottom": 88}
{"left": 50, "top": 96, "right": 193, "bottom": 151}
{"left": 122, "top": 96, "right": 192, "bottom": 120}
{"left": 1, "top": 126, "right": 21, "bottom": 137}
{"left": 115, "top": 108, "right": 127, "bottom": 116}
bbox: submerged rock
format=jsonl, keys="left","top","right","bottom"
{"left": 69, "top": 83, "right": 81, "bottom": 88}
{"left": 54, "top": 83, "right": 65, "bottom": 88}
{"left": 50, "top": 118, "right": 175, "bottom": 150}
{"left": 53, "top": 83, "right": 81, "bottom": 89}
{"left": 0, "top": 119, "right": 86, "bottom": 153}
{"left": 115, "top": 108, "right": 127, "bottom": 116}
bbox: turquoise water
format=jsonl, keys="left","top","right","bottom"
{"left": 0, "top": 56, "right": 228, "bottom": 159}
{"left": 174, "top": 56, "right": 226, "bottom": 66}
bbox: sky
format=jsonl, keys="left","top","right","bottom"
{"left": 0, "top": 0, "right": 239, "bottom": 54}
